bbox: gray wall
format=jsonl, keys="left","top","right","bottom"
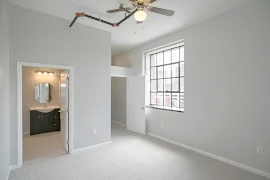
{"left": 0, "top": 0, "right": 10, "bottom": 179}
{"left": 111, "top": 77, "right": 126, "bottom": 125}
{"left": 9, "top": 5, "right": 111, "bottom": 165}
{"left": 112, "top": 0, "right": 270, "bottom": 174}
{"left": 22, "top": 67, "right": 62, "bottom": 133}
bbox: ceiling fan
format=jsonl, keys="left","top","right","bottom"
{"left": 69, "top": 0, "right": 174, "bottom": 28}
{"left": 106, "top": 0, "right": 175, "bottom": 22}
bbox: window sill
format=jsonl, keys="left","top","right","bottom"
{"left": 146, "top": 106, "right": 184, "bottom": 113}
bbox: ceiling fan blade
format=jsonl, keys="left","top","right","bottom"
{"left": 146, "top": 0, "right": 157, "bottom": 3}
{"left": 107, "top": 7, "right": 132, "bottom": 13}
{"left": 146, "top": 6, "right": 175, "bottom": 16}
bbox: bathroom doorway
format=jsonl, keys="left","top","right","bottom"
{"left": 17, "top": 62, "right": 74, "bottom": 167}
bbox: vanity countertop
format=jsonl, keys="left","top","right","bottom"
{"left": 30, "top": 106, "right": 60, "bottom": 113}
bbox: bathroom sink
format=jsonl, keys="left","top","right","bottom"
{"left": 30, "top": 106, "right": 60, "bottom": 113}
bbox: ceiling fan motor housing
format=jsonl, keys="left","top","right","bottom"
{"left": 137, "top": 5, "right": 144, "bottom": 11}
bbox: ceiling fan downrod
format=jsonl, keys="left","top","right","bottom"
{"left": 69, "top": 9, "right": 137, "bottom": 28}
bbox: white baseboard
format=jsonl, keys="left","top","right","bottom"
{"left": 6, "top": 167, "right": 10, "bottom": 180}
{"left": 112, "top": 120, "right": 126, "bottom": 127}
{"left": 9, "top": 164, "right": 19, "bottom": 171}
{"left": 147, "top": 132, "right": 270, "bottom": 179}
{"left": 72, "top": 141, "right": 111, "bottom": 154}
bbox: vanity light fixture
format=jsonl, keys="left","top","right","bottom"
{"left": 35, "top": 70, "right": 54, "bottom": 76}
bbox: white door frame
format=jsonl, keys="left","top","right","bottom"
{"left": 17, "top": 61, "right": 75, "bottom": 168}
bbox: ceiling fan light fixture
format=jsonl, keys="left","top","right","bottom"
{"left": 134, "top": 9, "right": 147, "bottom": 22}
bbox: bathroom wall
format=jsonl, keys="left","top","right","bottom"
{"left": 22, "top": 67, "right": 62, "bottom": 134}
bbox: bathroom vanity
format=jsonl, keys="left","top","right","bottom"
{"left": 30, "top": 106, "right": 60, "bottom": 135}
{"left": 29, "top": 82, "right": 61, "bottom": 135}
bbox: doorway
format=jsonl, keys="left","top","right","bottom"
{"left": 17, "top": 62, "right": 74, "bottom": 168}
{"left": 111, "top": 75, "right": 146, "bottom": 136}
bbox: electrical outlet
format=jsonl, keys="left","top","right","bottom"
{"left": 256, "top": 146, "right": 263, "bottom": 154}
{"left": 93, "top": 129, "right": 97, "bottom": 135}
{"left": 161, "top": 124, "right": 164, "bottom": 128}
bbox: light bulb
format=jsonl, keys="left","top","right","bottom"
{"left": 37, "top": 71, "right": 42, "bottom": 75}
{"left": 134, "top": 10, "right": 147, "bottom": 22}
{"left": 43, "top": 72, "right": 48, "bottom": 76}
{"left": 49, "top": 72, "right": 54, "bottom": 76}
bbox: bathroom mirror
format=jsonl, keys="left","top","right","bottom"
{"left": 35, "top": 83, "right": 52, "bottom": 103}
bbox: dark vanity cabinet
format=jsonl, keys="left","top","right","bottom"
{"left": 30, "top": 109, "right": 60, "bottom": 135}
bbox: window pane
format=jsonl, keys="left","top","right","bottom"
{"left": 164, "top": 65, "right": 171, "bottom": 78}
{"left": 180, "top": 93, "right": 184, "bottom": 100}
{"left": 151, "top": 93, "right": 157, "bottom": 105}
{"left": 158, "top": 79, "right": 163, "bottom": 91}
{"left": 151, "top": 80, "right": 157, "bottom": 92}
{"left": 180, "top": 78, "right": 184, "bottom": 92}
{"left": 164, "top": 79, "right": 171, "bottom": 92}
{"left": 180, "top": 100, "right": 184, "bottom": 108}
{"left": 157, "top": 66, "right": 163, "bottom": 79}
{"left": 172, "top": 63, "right": 179, "bottom": 77}
{"left": 172, "top": 47, "right": 179, "bottom": 63}
{"left": 150, "top": 54, "right": 156, "bottom": 67}
{"left": 172, "top": 93, "right": 179, "bottom": 108}
{"left": 157, "top": 52, "right": 163, "bottom": 65}
{"left": 164, "top": 50, "right": 171, "bottom": 64}
{"left": 180, "top": 62, "right": 184, "bottom": 77}
{"left": 151, "top": 67, "right": 156, "bottom": 79}
{"left": 172, "top": 78, "right": 179, "bottom": 91}
{"left": 164, "top": 93, "right": 171, "bottom": 107}
{"left": 157, "top": 93, "right": 163, "bottom": 106}
{"left": 180, "top": 46, "right": 184, "bottom": 61}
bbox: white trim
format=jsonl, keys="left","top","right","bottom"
{"left": 72, "top": 141, "right": 111, "bottom": 154}
{"left": 9, "top": 165, "right": 19, "bottom": 171}
{"left": 17, "top": 62, "right": 75, "bottom": 168}
{"left": 6, "top": 165, "right": 20, "bottom": 179}
{"left": 112, "top": 120, "right": 126, "bottom": 127}
{"left": 5, "top": 167, "right": 10, "bottom": 180}
{"left": 147, "top": 132, "right": 270, "bottom": 179}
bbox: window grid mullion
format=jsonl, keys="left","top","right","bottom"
{"left": 150, "top": 55, "right": 152, "bottom": 105}
{"left": 171, "top": 49, "right": 173, "bottom": 108}
{"left": 151, "top": 76, "right": 183, "bottom": 81}
{"left": 152, "top": 61, "right": 179, "bottom": 68}
{"left": 179, "top": 47, "right": 181, "bottom": 108}
{"left": 162, "top": 51, "right": 164, "bottom": 107}
{"left": 156, "top": 64, "right": 158, "bottom": 106}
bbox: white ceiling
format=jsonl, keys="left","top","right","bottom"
{"left": 9, "top": 0, "right": 254, "bottom": 55}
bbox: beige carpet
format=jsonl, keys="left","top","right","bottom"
{"left": 23, "top": 132, "right": 66, "bottom": 164}
{"left": 10, "top": 123, "right": 268, "bottom": 180}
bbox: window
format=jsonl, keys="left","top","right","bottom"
{"left": 148, "top": 45, "right": 184, "bottom": 112}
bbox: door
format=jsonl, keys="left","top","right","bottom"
{"left": 126, "top": 76, "right": 146, "bottom": 135}
{"left": 60, "top": 70, "right": 69, "bottom": 152}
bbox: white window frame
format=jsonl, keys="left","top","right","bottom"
{"left": 144, "top": 40, "right": 184, "bottom": 112}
